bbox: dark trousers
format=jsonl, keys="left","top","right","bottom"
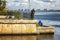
{"left": 31, "top": 13, "right": 34, "bottom": 19}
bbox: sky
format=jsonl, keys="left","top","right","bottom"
{"left": 6, "top": 0, "right": 60, "bottom": 10}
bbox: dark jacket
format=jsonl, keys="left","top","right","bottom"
{"left": 31, "top": 9, "right": 35, "bottom": 19}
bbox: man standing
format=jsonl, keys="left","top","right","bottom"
{"left": 31, "top": 8, "right": 35, "bottom": 19}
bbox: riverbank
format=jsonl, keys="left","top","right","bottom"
{"left": 0, "top": 19, "right": 54, "bottom": 35}
{"left": 37, "top": 26, "right": 54, "bottom": 34}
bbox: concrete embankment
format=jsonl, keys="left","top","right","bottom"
{"left": 0, "top": 19, "right": 54, "bottom": 35}
{"left": 0, "top": 19, "right": 37, "bottom": 34}
{"left": 37, "top": 26, "right": 54, "bottom": 34}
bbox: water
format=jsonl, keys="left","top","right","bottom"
{"left": 34, "top": 12, "right": 60, "bottom": 40}
{"left": 34, "top": 12, "right": 60, "bottom": 26}
{"left": 0, "top": 35, "right": 53, "bottom": 40}
{"left": 54, "top": 27, "right": 60, "bottom": 40}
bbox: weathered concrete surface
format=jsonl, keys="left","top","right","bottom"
{"left": 0, "top": 19, "right": 37, "bottom": 23}
{"left": 0, "top": 16, "right": 6, "bottom": 18}
{"left": 0, "top": 20, "right": 37, "bottom": 34}
{"left": 37, "top": 27, "right": 54, "bottom": 34}
{"left": 0, "top": 19, "right": 54, "bottom": 34}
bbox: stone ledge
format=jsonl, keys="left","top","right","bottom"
{"left": 37, "top": 27, "right": 54, "bottom": 33}
{"left": 0, "top": 20, "right": 37, "bottom": 23}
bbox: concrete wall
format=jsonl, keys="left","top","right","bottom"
{"left": 37, "top": 27, "right": 54, "bottom": 33}
{"left": 0, "top": 16, "right": 6, "bottom": 18}
{"left": 0, "top": 19, "right": 37, "bottom": 23}
{"left": 0, "top": 19, "right": 37, "bottom": 34}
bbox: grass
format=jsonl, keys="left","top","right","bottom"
{"left": 36, "top": 23, "right": 41, "bottom": 27}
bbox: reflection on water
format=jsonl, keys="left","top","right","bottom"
{"left": 54, "top": 35, "right": 60, "bottom": 40}
{"left": 0, "top": 35, "right": 53, "bottom": 40}
{"left": 37, "top": 35, "right": 53, "bottom": 40}
{"left": 54, "top": 27, "right": 60, "bottom": 40}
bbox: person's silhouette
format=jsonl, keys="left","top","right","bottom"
{"left": 31, "top": 9, "right": 35, "bottom": 19}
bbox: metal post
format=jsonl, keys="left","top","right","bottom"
{"left": 28, "top": 0, "right": 31, "bottom": 19}
{"left": 28, "top": 0, "right": 30, "bottom": 10}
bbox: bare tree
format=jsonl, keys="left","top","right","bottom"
{"left": 0, "top": 0, "right": 6, "bottom": 11}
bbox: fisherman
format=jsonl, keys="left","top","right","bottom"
{"left": 31, "top": 8, "right": 35, "bottom": 19}
{"left": 38, "top": 20, "right": 43, "bottom": 26}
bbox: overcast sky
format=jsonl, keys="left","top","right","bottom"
{"left": 6, "top": 0, "right": 60, "bottom": 10}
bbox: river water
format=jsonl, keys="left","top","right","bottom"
{"left": 34, "top": 12, "right": 60, "bottom": 40}
{"left": 34, "top": 12, "right": 60, "bottom": 26}
{"left": 0, "top": 35, "right": 53, "bottom": 40}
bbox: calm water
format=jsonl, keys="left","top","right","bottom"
{"left": 34, "top": 12, "right": 60, "bottom": 40}
{"left": 0, "top": 35, "right": 53, "bottom": 40}
{"left": 34, "top": 12, "right": 60, "bottom": 26}
{"left": 54, "top": 27, "right": 60, "bottom": 40}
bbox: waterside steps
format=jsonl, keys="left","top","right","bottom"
{"left": 37, "top": 27, "right": 54, "bottom": 34}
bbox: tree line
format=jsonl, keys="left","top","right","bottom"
{"left": 0, "top": 0, "right": 6, "bottom": 11}
{"left": 0, "top": 0, "right": 22, "bottom": 19}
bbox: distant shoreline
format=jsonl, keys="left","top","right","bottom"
{"left": 35, "top": 11, "right": 60, "bottom": 12}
